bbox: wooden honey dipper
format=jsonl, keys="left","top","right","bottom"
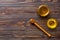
{"left": 29, "top": 18, "right": 52, "bottom": 37}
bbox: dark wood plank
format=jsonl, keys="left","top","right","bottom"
{"left": 0, "top": 0, "right": 59, "bottom": 40}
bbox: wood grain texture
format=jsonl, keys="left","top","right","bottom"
{"left": 0, "top": 0, "right": 59, "bottom": 40}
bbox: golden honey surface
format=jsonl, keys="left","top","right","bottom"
{"left": 37, "top": 5, "right": 50, "bottom": 17}
{"left": 47, "top": 18, "right": 57, "bottom": 29}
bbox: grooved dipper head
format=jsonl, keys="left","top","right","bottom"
{"left": 29, "top": 18, "right": 35, "bottom": 24}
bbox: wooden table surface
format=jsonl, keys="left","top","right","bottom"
{"left": 0, "top": 0, "right": 60, "bottom": 40}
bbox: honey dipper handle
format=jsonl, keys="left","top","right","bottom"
{"left": 34, "top": 22, "right": 52, "bottom": 37}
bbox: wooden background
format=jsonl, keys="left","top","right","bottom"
{"left": 0, "top": 0, "right": 60, "bottom": 40}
